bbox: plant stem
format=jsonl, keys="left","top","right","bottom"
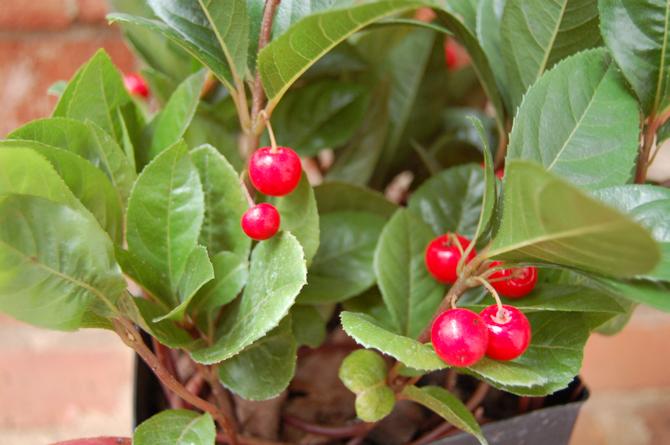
{"left": 251, "top": 0, "right": 281, "bottom": 129}
{"left": 151, "top": 337, "right": 183, "bottom": 409}
{"left": 203, "top": 364, "right": 239, "bottom": 429}
{"left": 215, "top": 433, "right": 288, "bottom": 445}
{"left": 112, "top": 318, "right": 239, "bottom": 445}
{"left": 283, "top": 415, "right": 372, "bottom": 439}
{"left": 636, "top": 113, "right": 659, "bottom": 183}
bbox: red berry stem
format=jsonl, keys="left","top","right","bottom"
{"left": 259, "top": 110, "right": 279, "bottom": 153}
{"left": 473, "top": 276, "right": 506, "bottom": 323}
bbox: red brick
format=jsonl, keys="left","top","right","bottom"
{"left": 0, "top": 350, "right": 132, "bottom": 428}
{"left": 0, "top": 0, "right": 109, "bottom": 30}
{"left": 0, "top": 29, "right": 135, "bottom": 136}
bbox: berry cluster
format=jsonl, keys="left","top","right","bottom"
{"left": 241, "top": 146, "right": 302, "bottom": 240}
{"left": 425, "top": 233, "right": 536, "bottom": 367}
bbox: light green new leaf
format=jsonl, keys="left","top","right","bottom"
{"left": 126, "top": 141, "right": 204, "bottom": 300}
{"left": 53, "top": 50, "right": 134, "bottom": 143}
{"left": 299, "top": 212, "right": 385, "bottom": 304}
{"left": 271, "top": 80, "right": 370, "bottom": 156}
{"left": 401, "top": 385, "right": 487, "bottom": 445}
{"left": 408, "top": 164, "right": 485, "bottom": 237}
{"left": 500, "top": 0, "right": 601, "bottom": 110}
{"left": 339, "top": 349, "right": 394, "bottom": 422}
{"left": 374, "top": 210, "right": 445, "bottom": 338}
{"left": 314, "top": 181, "right": 397, "bottom": 218}
{"left": 190, "top": 251, "right": 248, "bottom": 313}
{"left": 258, "top": 0, "right": 425, "bottom": 111}
{"left": 0, "top": 195, "right": 126, "bottom": 330}
{"left": 8, "top": 117, "right": 136, "bottom": 203}
{"left": 147, "top": 70, "right": 207, "bottom": 161}
{"left": 340, "top": 311, "right": 446, "bottom": 371}
{"left": 134, "top": 409, "right": 215, "bottom": 445}
{"left": 190, "top": 145, "right": 250, "bottom": 257}
{"left": 600, "top": 0, "right": 670, "bottom": 114}
{"left": 218, "top": 317, "right": 296, "bottom": 401}
{"left": 275, "top": 174, "right": 320, "bottom": 265}
{"left": 488, "top": 161, "right": 660, "bottom": 277}
{"left": 191, "top": 233, "right": 306, "bottom": 364}
{"left": 507, "top": 49, "right": 640, "bottom": 189}
{"left": 593, "top": 185, "right": 670, "bottom": 281}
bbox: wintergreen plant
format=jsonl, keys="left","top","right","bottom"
{"left": 1, "top": 1, "right": 669, "bottom": 444}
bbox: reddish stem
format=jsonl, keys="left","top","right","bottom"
{"left": 152, "top": 337, "right": 183, "bottom": 409}
{"left": 283, "top": 415, "right": 372, "bottom": 439}
{"left": 50, "top": 438, "right": 131, "bottom": 445}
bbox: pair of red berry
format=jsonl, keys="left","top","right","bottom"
{"left": 424, "top": 234, "right": 538, "bottom": 298}
{"left": 240, "top": 146, "right": 302, "bottom": 240}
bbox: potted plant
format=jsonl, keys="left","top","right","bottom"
{"left": 1, "top": 0, "right": 669, "bottom": 444}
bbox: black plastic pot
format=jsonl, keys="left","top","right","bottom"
{"left": 133, "top": 351, "right": 587, "bottom": 445}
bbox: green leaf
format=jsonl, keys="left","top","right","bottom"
{"left": 408, "top": 164, "right": 485, "bottom": 237}
{"left": 0, "top": 195, "right": 126, "bottom": 330}
{"left": 275, "top": 174, "right": 320, "bottom": 265}
{"left": 191, "top": 233, "right": 306, "bottom": 364}
{"left": 592, "top": 185, "right": 670, "bottom": 281}
{"left": 291, "top": 305, "right": 327, "bottom": 348}
{"left": 8, "top": 117, "right": 136, "bottom": 204}
{"left": 157, "top": 245, "right": 215, "bottom": 322}
{"left": 588, "top": 276, "right": 670, "bottom": 312}
{"left": 374, "top": 209, "right": 445, "bottom": 338}
{"left": 271, "top": 80, "right": 370, "bottom": 156}
{"left": 218, "top": 317, "right": 297, "bottom": 400}
{"left": 298, "top": 212, "right": 385, "bottom": 304}
{"left": 342, "top": 288, "right": 396, "bottom": 333}
{"left": 53, "top": 50, "right": 134, "bottom": 143}
{"left": 133, "top": 409, "right": 215, "bottom": 445}
{"left": 0, "top": 141, "right": 123, "bottom": 244}
{"left": 401, "top": 385, "right": 487, "bottom": 445}
{"left": 146, "top": 70, "right": 207, "bottom": 161}
{"left": 500, "top": 0, "right": 601, "bottom": 110}
{"left": 314, "top": 182, "right": 397, "bottom": 218}
{"left": 115, "top": 247, "right": 172, "bottom": 304}
{"left": 600, "top": 0, "right": 670, "bottom": 114}
{"left": 469, "top": 117, "right": 497, "bottom": 243}
{"left": 190, "top": 144, "right": 250, "bottom": 257}
{"left": 488, "top": 161, "right": 660, "bottom": 277}
{"left": 271, "top": 0, "right": 357, "bottom": 38}
{"left": 190, "top": 251, "right": 248, "bottom": 312}
{"left": 258, "top": 0, "right": 425, "bottom": 111}
{"left": 108, "top": 12, "right": 233, "bottom": 88}
{"left": 119, "top": 295, "right": 195, "bottom": 349}
{"left": 506, "top": 48, "right": 640, "bottom": 189}
{"left": 477, "top": 0, "right": 511, "bottom": 111}
{"left": 126, "top": 141, "right": 204, "bottom": 304}
{"left": 340, "top": 311, "right": 445, "bottom": 371}
{"left": 339, "top": 349, "right": 394, "bottom": 422}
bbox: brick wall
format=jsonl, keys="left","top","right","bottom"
{"left": 0, "top": 0, "right": 135, "bottom": 136}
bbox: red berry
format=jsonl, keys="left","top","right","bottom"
{"left": 480, "top": 305, "right": 531, "bottom": 361}
{"left": 248, "top": 146, "right": 302, "bottom": 196}
{"left": 431, "top": 308, "right": 489, "bottom": 367}
{"left": 488, "top": 261, "right": 538, "bottom": 298}
{"left": 425, "top": 234, "right": 476, "bottom": 284}
{"left": 123, "top": 73, "right": 149, "bottom": 98}
{"left": 443, "top": 38, "right": 470, "bottom": 71}
{"left": 241, "top": 203, "right": 280, "bottom": 240}
{"left": 495, "top": 168, "right": 504, "bottom": 179}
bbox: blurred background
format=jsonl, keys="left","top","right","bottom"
{"left": 1, "top": 1, "right": 669, "bottom": 444}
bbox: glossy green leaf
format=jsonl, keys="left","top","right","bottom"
{"left": 53, "top": 50, "right": 134, "bottom": 143}
{"left": 8, "top": 117, "right": 136, "bottom": 203}
{"left": 477, "top": 0, "right": 511, "bottom": 111}
{"left": 190, "top": 251, "right": 248, "bottom": 313}
{"left": 271, "top": 80, "right": 369, "bottom": 156}
{"left": 506, "top": 49, "right": 639, "bottom": 189}
{"left": 0, "top": 141, "right": 123, "bottom": 243}
{"left": 133, "top": 409, "right": 215, "bottom": 445}
{"left": 147, "top": 70, "right": 206, "bottom": 161}
{"left": 191, "top": 233, "right": 306, "bottom": 364}
{"left": 218, "top": 317, "right": 296, "bottom": 400}
{"left": 600, "top": 0, "right": 670, "bottom": 114}
{"left": 592, "top": 185, "right": 670, "bottom": 281}
{"left": 120, "top": 295, "right": 195, "bottom": 349}
{"left": 488, "top": 161, "right": 660, "bottom": 277}
{"left": 126, "top": 141, "right": 204, "bottom": 302}
{"left": 374, "top": 209, "right": 445, "bottom": 338}
{"left": 0, "top": 195, "right": 125, "bottom": 330}
{"left": 258, "top": 0, "right": 425, "bottom": 111}
{"left": 298, "top": 212, "right": 386, "bottom": 304}
{"left": 500, "top": 0, "right": 601, "bottom": 110}
{"left": 340, "top": 311, "right": 445, "bottom": 371}
{"left": 588, "top": 276, "right": 670, "bottom": 312}
{"left": 190, "top": 144, "right": 250, "bottom": 257}
{"left": 470, "top": 117, "right": 497, "bottom": 243}
{"left": 115, "top": 247, "right": 172, "bottom": 304}
{"left": 314, "top": 181, "right": 397, "bottom": 217}
{"left": 275, "top": 174, "right": 320, "bottom": 265}
{"left": 340, "top": 349, "right": 394, "bottom": 422}
{"left": 408, "top": 164, "right": 485, "bottom": 237}
{"left": 271, "top": 0, "right": 356, "bottom": 38}
{"left": 291, "top": 305, "right": 327, "bottom": 348}
{"left": 157, "top": 245, "right": 214, "bottom": 322}
{"left": 401, "top": 385, "right": 487, "bottom": 445}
